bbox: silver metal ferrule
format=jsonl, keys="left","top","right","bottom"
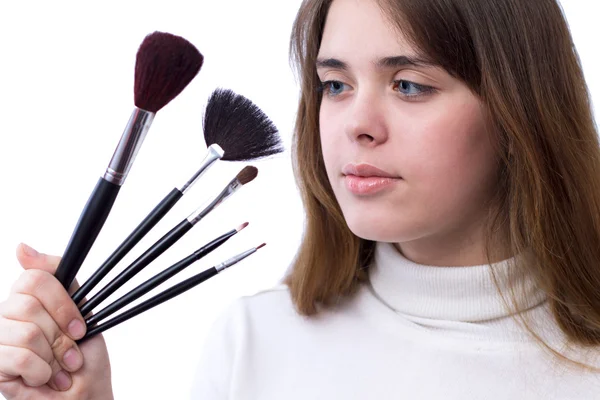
{"left": 179, "top": 144, "right": 224, "bottom": 194}
{"left": 103, "top": 107, "right": 155, "bottom": 185}
{"left": 215, "top": 247, "right": 256, "bottom": 273}
{"left": 186, "top": 176, "right": 243, "bottom": 225}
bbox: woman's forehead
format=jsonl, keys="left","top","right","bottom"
{"left": 318, "top": 0, "right": 421, "bottom": 63}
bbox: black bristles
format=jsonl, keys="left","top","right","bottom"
{"left": 203, "top": 88, "right": 284, "bottom": 161}
{"left": 236, "top": 166, "right": 258, "bottom": 185}
{"left": 134, "top": 31, "right": 204, "bottom": 113}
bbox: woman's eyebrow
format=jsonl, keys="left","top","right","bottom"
{"left": 316, "top": 58, "right": 348, "bottom": 70}
{"left": 375, "top": 55, "right": 437, "bottom": 69}
{"left": 316, "top": 55, "right": 437, "bottom": 71}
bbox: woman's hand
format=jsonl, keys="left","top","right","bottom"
{"left": 0, "top": 243, "right": 113, "bottom": 399}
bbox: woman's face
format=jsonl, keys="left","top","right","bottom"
{"left": 317, "top": 0, "right": 501, "bottom": 264}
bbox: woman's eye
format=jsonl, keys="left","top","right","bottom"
{"left": 318, "top": 80, "right": 349, "bottom": 96}
{"left": 393, "top": 80, "right": 435, "bottom": 99}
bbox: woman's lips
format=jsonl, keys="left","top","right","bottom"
{"left": 342, "top": 163, "right": 398, "bottom": 178}
{"left": 342, "top": 163, "right": 402, "bottom": 195}
{"left": 344, "top": 175, "right": 399, "bottom": 195}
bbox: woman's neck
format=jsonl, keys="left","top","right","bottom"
{"left": 394, "top": 221, "right": 511, "bottom": 267}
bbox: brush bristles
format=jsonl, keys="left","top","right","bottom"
{"left": 236, "top": 166, "right": 258, "bottom": 185}
{"left": 134, "top": 31, "right": 204, "bottom": 113}
{"left": 203, "top": 88, "right": 284, "bottom": 161}
{"left": 256, "top": 243, "right": 266, "bottom": 250}
{"left": 237, "top": 222, "right": 249, "bottom": 232}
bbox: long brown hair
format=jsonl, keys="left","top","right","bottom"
{"left": 284, "top": 0, "right": 600, "bottom": 370}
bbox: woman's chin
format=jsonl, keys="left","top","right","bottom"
{"left": 343, "top": 212, "right": 414, "bottom": 243}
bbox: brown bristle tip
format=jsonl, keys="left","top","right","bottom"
{"left": 236, "top": 166, "right": 258, "bottom": 185}
{"left": 237, "top": 222, "right": 250, "bottom": 231}
{"left": 257, "top": 243, "right": 266, "bottom": 250}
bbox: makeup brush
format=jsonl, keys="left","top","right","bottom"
{"left": 71, "top": 143, "right": 223, "bottom": 304}
{"left": 54, "top": 31, "right": 204, "bottom": 290}
{"left": 78, "top": 166, "right": 258, "bottom": 317}
{"left": 77, "top": 243, "right": 266, "bottom": 343}
{"left": 73, "top": 88, "right": 283, "bottom": 304}
{"left": 203, "top": 88, "right": 284, "bottom": 161}
{"left": 85, "top": 222, "right": 248, "bottom": 326}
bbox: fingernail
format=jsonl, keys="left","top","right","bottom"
{"left": 54, "top": 370, "right": 72, "bottom": 391}
{"left": 68, "top": 319, "right": 85, "bottom": 339}
{"left": 21, "top": 243, "right": 39, "bottom": 258}
{"left": 63, "top": 347, "right": 83, "bottom": 371}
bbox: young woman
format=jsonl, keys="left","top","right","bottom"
{"left": 1, "top": 0, "right": 599, "bottom": 398}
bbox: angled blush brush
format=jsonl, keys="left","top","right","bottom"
{"left": 77, "top": 243, "right": 266, "bottom": 343}
{"left": 78, "top": 166, "right": 258, "bottom": 317}
{"left": 54, "top": 31, "right": 204, "bottom": 290}
{"left": 203, "top": 88, "right": 284, "bottom": 161}
{"left": 85, "top": 222, "right": 248, "bottom": 326}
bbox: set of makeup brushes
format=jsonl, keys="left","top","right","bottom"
{"left": 50, "top": 31, "right": 283, "bottom": 343}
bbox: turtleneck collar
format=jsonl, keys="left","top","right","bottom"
{"left": 368, "top": 242, "right": 547, "bottom": 323}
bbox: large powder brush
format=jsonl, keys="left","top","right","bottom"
{"left": 54, "top": 31, "right": 204, "bottom": 290}
{"left": 72, "top": 89, "right": 283, "bottom": 304}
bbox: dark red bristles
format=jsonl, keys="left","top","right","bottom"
{"left": 134, "top": 31, "right": 204, "bottom": 113}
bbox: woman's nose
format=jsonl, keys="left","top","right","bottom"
{"left": 344, "top": 89, "right": 389, "bottom": 147}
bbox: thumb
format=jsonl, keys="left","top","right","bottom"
{"left": 16, "top": 243, "right": 62, "bottom": 274}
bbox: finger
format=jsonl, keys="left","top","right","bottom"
{"left": 10, "top": 270, "right": 86, "bottom": 340}
{"left": 0, "top": 379, "right": 62, "bottom": 400}
{"left": 0, "top": 344, "right": 51, "bottom": 387}
{"left": 16, "top": 243, "right": 61, "bottom": 274}
{"left": 0, "top": 318, "right": 53, "bottom": 367}
{"left": 16, "top": 243, "right": 80, "bottom": 295}
{"left": 0, "top": 320, "right": 70, "bottom": 392}
{"left": 0, "top": 293, "right": 84, "bottom": 374}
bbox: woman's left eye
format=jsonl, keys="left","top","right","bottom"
{"left": 393, "top": 80, "right": 436, "bottom": 99}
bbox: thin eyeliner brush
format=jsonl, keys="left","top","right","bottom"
{"left": 54, "top": 31, "right": 204, "bottom": 290}
{"left": 85, "top": 222, "right": 248, "bottom": 326}
{"left": 78, "top": 243, "right": 266, "bottom": 343}
{"left": 71, "top": 144, "right": 224, "bottom": 304}
{"left": 78, "top": 166, "right": 258, "bottom": 317}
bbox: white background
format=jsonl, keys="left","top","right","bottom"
{"left": 0, "top": 1, "right": 597, "bottom": 399}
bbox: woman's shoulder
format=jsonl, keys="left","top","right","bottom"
{"left": 210, "top": 281, "right": 368, "bottom": 340}
{"left": 189, "top": 284, "right": 297, "bottom": 398}
{"left": 214, "top": 283, "right": 300, "bottom": 333}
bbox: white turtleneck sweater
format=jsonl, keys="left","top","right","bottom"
{"left": 190, "top": 242, "right": 600, "bottom": 399}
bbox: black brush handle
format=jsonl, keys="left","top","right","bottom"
{"left": 72, "top": 188, "right": 184, "bottom": 304}
{"left": 78, "top": 267, "right": 218, "bottom": 343}
{"left": 86, "top": 228, "right": 236, "bottom": 326}
{"left": 78, "top": 219, "right": 193, "bottom": 317}
{"left": 55, "top": 177, "right": 121, "bottom": 290}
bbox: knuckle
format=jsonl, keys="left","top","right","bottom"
{"left": 13, "top": 349, "right": 34, "bottom": 371}
{"left": 14, "top": 269, "right": 50, "bottom": 294}
{"left": 16, "top": 294, "right": 42, "bottom": 317}
{"left": 53, "top": 301, "right": 72, "bottom": 321}
{"left": 50, "top": 333, "right": 73, "bottom": 356}
{"left": 49, "top": 358, "right": 63, "bottom": 378}
{"left": 21, "top": 322, "right": 43, "bottom": 346}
